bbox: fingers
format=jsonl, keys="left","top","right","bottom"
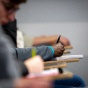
{"left": 52, "top": 42, "right": 65, "bottom": 57}
{"left": 15, "top": 76, "right": 52, "bottom": 88}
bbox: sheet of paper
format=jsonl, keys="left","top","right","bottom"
{"left": 27, "top": 68, "right": 59, "bottom": 78}
{"left": 57, "top": 55, "right": 83, "bottom": 60}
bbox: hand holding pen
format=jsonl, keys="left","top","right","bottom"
{"left": 52, "top": 35, "right": 65, "bottom": 57}
{"left": 56, "top": 35, "right": 64, "bottom": 73}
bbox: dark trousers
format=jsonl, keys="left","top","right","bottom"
{"left": 53, "top": 75, "right": 85, "bottom": 88}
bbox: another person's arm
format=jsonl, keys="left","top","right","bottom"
{"left": 14, "top": 42, "right": 65, "bottom": 61}
{"left": 14, "top": 77, "right": 52, "bottom": 88}
{"left": 24, "top": 35, "right": 70, "bottom": 47}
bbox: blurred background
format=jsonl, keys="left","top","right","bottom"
{"left": 16, "top": 0, "right": 88, "bottom": 85}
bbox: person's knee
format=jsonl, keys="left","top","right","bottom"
{"left": 53, "top": 75, "right": 86, "bottom": 87}
{"left": 73, "top": 75, "right": 86, "bottom": 87}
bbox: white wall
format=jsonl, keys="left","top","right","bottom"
{"left": 16, "top": 0, "right": 88, "bottom": 23}
{"left": 16, "top": 0, "right": 88, "bottom": 85}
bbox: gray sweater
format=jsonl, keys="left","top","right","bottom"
{"left": 0, "top": 27, "right": 21, "bottom": 79}
{"left": 0, "top": 26, "right": 21, "bottom": 87}
{"left": 15, "top": 46, "right": 53, "bottom": 61}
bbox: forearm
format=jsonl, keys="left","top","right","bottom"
{"left": 33, "top": 35, "right": 57, "bottom": 46}
{"left": 33, "top": 35, "right": 70, "bottom": 46}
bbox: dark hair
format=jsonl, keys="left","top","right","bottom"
{"left": 10, "top": 0, "right": 27, "bottom": 4}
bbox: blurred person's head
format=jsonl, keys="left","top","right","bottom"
{"left": 0, "top": 0, "right": 26, "bottom": 24}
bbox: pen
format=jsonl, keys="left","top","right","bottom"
{"left": 56, "top": 35, "right": 61, "bottom": 43}
{"left": 56, "top": 35, "right": 63, "bottom": 74}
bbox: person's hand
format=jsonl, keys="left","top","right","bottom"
{"left": 24, "top": 55, "right": 44, "bottom": 74}
{"left": 14, "top": 77, "right": 52, "bottom": 88}
{"left": 52, "top": 42, "right": 65, "bottom": 57}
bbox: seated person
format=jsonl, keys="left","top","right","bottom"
{"left": 0, "top": 0, "right": 54, "bottom": 87}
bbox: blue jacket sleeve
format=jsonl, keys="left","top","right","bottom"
{"left": 15, "top": 46, "right": 54, "bottom": 61}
